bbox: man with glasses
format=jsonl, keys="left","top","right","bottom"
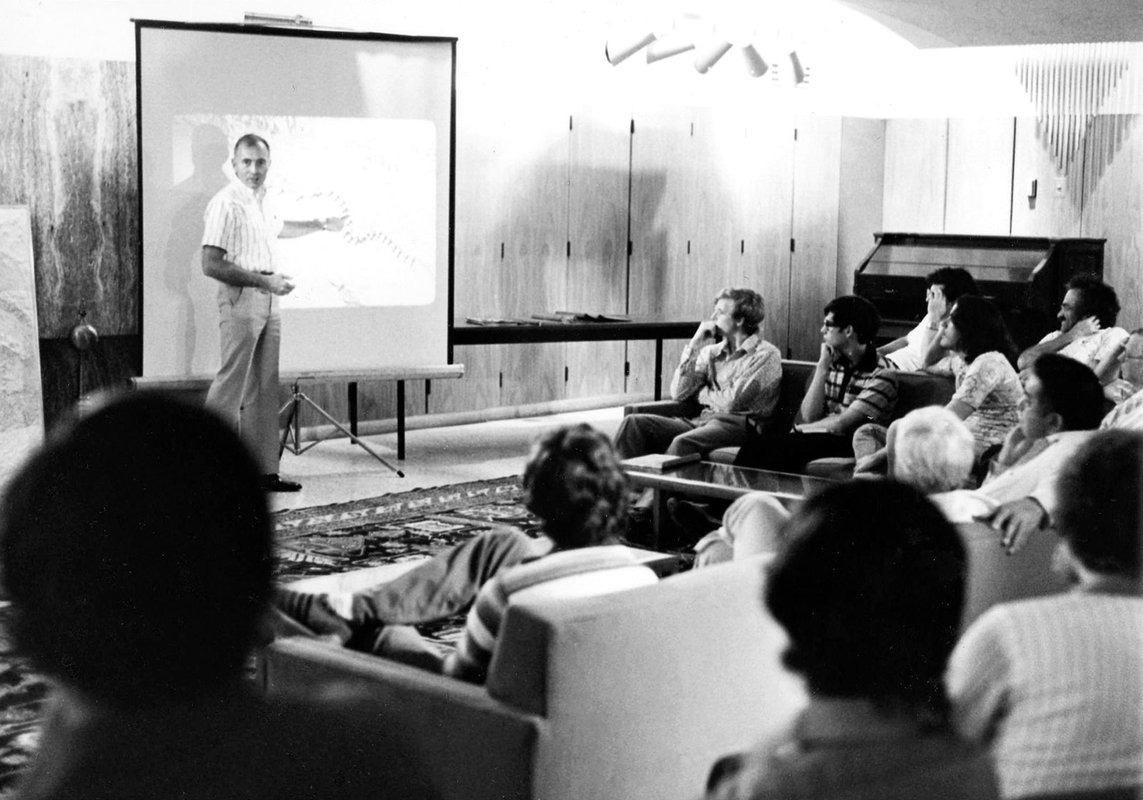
{"left": 734, "top": 294, "right": 898, "bottom": 473}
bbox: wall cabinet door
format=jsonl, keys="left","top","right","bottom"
{"left": 789, "top": 115, "right": 841, "bottom": 361}
{"left": 883, "top": 119, "right": 948, "bottom": 233}
{"left": 566, "top": 105, "right": 630, "bottom": 400}
{"left": 945, "top": 118, "right": 1015, "bottom": 235}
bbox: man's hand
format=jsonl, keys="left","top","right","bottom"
{"left": 995, "top": 425, "right": 1032, "bottom": 468}
{"left": 265, "top": 273, "right": 296, "bottom": 296}
{"left": 692, "top": 320, "right": 719, "bottom": 345}
{"left": 323, "top": 215, "right": 348, "bottom": 232}
{"left": 817, "top": 343, "right": 835, "bottom": 367}
{"left": 926, "top": 293, "right": 948, "bottom": 324}
{"left": 979, "top": 497, "right": 1047, "bottom": 554}
{"left": 1068, "top": 316, "right": 1101, "bottom": 340}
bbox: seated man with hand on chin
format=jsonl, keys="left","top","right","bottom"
{"left": 734, "top": 294, "right": 898, "bottom": 473}
{"left": 615, "top": 287, "right": 782, "bottom": 462}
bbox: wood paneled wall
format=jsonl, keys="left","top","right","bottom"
{"left": 884, "top": 113, "right": 1142, "bottom": 331}
{"left": 6, "top": 45, "right": 1141, "bottom": 428}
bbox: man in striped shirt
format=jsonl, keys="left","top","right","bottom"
{"left": 201, "top": 133, "right": 344, "bottom": 492}
{"left": 946, "top": 430, "right": 1143, "bottom": 799}
{"left": 734, "top": 295, "right": 898, "bottom": 472}
{"left": 273, "top": 424, "right": 658, "bottom": 684}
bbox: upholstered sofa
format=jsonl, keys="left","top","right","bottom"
{"left": 258, "top": 555, "right": 808, "bottom": 800}
{"left": 623, "top": 359, "right": 956, "bottom": 476}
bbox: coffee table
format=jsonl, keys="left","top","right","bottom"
{"left": 623, "top": 461, "right": 839, "bottom": 548}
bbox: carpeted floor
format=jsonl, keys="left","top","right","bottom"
{"left": 0, "top": 476, "right": 532, "bottom": 797}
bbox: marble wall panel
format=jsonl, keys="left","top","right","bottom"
{"left": 0, "top": 55, "right": 137, "bottom": 338}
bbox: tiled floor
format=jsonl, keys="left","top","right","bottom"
{"left": 268, "top": 405, "right": 625, "bottom": 512}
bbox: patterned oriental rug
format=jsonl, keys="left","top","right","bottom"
{"left": 0, "top": 476, "right": 531, "bottom": 797}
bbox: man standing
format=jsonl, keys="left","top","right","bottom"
{"left": 202, "top": 134, "right": 343, "bottom": 492}
{"left": 1016, "top": 273, "right": 1127, "bottom": 386}
{"left": 615, "top": 287, "right": 782, "bottom": 460}
{"left": 734, "top": 294, "right": 898, "bottom": 473}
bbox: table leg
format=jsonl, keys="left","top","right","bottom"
{"left": 348, "top": 381, "right": 358, "bottom": 437}
{"left": 650, "top": 487, "right": 668, "bottom": 550}
{"left": 654, "top": 338, "right": 664, "bottom": 401}
{"left": 397, "top": 379, "right": 406, "bottom": 461}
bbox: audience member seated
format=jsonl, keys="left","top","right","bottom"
{"left": 275, "top": 423, "right": 658, "bottom": 684}
{"left": 946, "top": 430, "right": 1143, "bottom": 800}
{"left": 932, "top": 354, "right": 1105, "bottom": 554}
{"left": 1099, "top": 327, "right": 1143, "bottom": 427}
{"left": 705, "top": 481, "right": 999, "bottom": 800}
{"left": 854, "top": 295, "right": 1022, "bottom": 479}
{"left": 615, "top": 287, "right": 782, "bottom": 461}
{"left": 879, "top": 266, "right": 979, "bottom": 370}
{"left": 1016, "top": 273, "right": 1127, "bottom": 389}
{"left": 0, "top": 392, "right": 437, "bottom": 800}
{"left": 733, "top": 294, "right": 898, "bottom": 474}
{"left": 693, "top": 406, "right": 976, "bottom": 567}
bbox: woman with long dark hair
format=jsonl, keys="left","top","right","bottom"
{"left": 855, "top": 295, "right": 1022, "bottom": 480}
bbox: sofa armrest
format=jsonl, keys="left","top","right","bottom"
{"left": 623, "top": 399, "right": 698, "bottom": 418}
{"left": 261, "top": 637, "right": 540, "bottom": 800}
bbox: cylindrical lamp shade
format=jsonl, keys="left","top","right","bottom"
{"left": 605, "top": 32, "right": 657, "bottom": 65}
{"left": 646, "top": 35, "right": 696, "bottom": 63}
{"left": 694, "top": 40, "right": 732, "bottom": 73}
{"left": 742, "top": 45, "right": 768, "bottom": 77}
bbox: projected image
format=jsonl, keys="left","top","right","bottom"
{"left": 172, "top": 114, "right": 437, "bottom": 309}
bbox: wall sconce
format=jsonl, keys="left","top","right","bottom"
{"left": 646, "top": 33, "right": 696, "bottom": 63}
{"left": 605, "top": 31, "right": 657, "bottom": 65}
{"left": 742, "top": 45, "right": 769, "bottom": 77}
{"left": 789, "top": 50, "right": 806, "bottom": 84}
{"left": 694, "top": 40, "right": 733, "bottom": 74}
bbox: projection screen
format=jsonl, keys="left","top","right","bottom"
{"left": 137, "top": 21, "right": 455, "bottom": 376}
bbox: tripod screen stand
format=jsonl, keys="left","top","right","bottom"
{"left": 279, "top": 377, "right": 404, "bottom": 478}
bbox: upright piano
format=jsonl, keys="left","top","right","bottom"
{"left": 853, "top": 232, "right": 1105, "bottom": 351}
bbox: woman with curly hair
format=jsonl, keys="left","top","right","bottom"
{"left": 274, "top": 423, "right": 657, "bottom": 683}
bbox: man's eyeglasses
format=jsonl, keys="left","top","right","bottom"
{"left": 821, "top": 320, "right": 842, "bottom": 329}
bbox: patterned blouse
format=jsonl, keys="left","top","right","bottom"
{"left": 929, "top": 351, "right": 1022, "bottom": 454}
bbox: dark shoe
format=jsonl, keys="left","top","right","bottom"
{"left": 667, "top": 498, "right": 724, "bottom": 540}
{"left": 261, "top": 474, "right": 302, "bottom": 492}
{"left": 624, "top": 506, "right": 656, "bottom": 547}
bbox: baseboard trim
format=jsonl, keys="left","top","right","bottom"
{"left": 296, "top": 393, "right": 651, "bottom": 442}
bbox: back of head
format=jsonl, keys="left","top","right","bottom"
{"left": 0, "top": 391, "right": 272, "bottom": 707}
{"left": 927, "top": 267, "right": 979, "bottom": 305}
{"left": 1032, "top": 354, "right": 1106, "bottom": 431}
{"left": 824, "top": 295, "right": 881, "bottom": 345}
{"left": 522, "top": 424, "right": 629, "bottom": 549}
{"left": 891, "top": 406, "right": 975, "bottom": 493}
{"left": 765, "top": 480, "right": 965, "bottom": 726}
{"left": 716, "top": 287, "right": 765, "bottom": 335}
{"left": 1067, "top": 273, "right": 1120, "bottom": 328}
{"left": 1055, "top": 430, "right": 1142, "bottom": 580}
{"left": 949, "top": 294, "right": 1016, "bottom": 364}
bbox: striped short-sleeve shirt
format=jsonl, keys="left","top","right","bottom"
{"left": 947, "top": 591, "right": 1143, "bottom": 798}
{"left": 201, "top": 181, "right": 283, "bottom": 273}
{"left": 444, "top": 546, "right": 658, "bottom": 683}
{"left": 823, "top": 350, "right": 898, "bottom": 424}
